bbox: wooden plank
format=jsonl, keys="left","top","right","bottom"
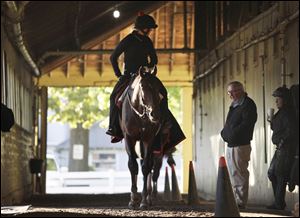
{"left": 169, "top": 3, "right": 176, "bottom": 75}
{"left": 64, "top": 62, "right": 70, "bottom": 78}
{"left": 154, "top": 10, "right": 160, "bottom": 48}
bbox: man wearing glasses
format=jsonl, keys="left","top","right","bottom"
{"left": 221, "top": 81, "right": 257, "bottom": 209}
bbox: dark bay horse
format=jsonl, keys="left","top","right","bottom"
{"left": 120, "top": 67, "right": 164, "bottom": 209}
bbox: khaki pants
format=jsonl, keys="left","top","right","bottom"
{"left": 226, "top": 145, "right": 251, "bottom": 206}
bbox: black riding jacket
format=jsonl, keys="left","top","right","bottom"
{"left": 110, "top": 31, "right": 158, "bottom": 78}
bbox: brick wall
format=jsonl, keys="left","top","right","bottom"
{"left": 1, "top": 23, "right": 35, "bottom": 205}
{"left": 1, "top": 125, "right": 34, "bottom": 205}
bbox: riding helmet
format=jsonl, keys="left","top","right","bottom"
{"left": 134, "top": 13, "right": 158, "bottom": 29}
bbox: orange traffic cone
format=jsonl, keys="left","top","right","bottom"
{"left": 215, "top": 156, "right": 240, "bottom": 217}
{"left": 163, "top": 167, "right": 171, "bottom": 201}
{"left": 171, "top": 164, "right": 182, "bottom": 201}
{"left": 188, "top": 161, "right": 200, "bottom": 205}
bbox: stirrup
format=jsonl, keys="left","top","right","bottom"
{"left": 106, "top": 128, "right": 114, "bottom": 136}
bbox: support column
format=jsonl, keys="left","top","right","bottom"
{"left": 181, "top": 86, "right": 193, "bottom": 193}
{"left": 40, "top": 86, "right": 48, "bottom": 194}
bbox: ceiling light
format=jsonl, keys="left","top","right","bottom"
{"left": 113, "top": 10, "right": 120, "bottom": 18}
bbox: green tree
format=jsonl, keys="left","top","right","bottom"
{"left": 48, "top": 87, "right": 112, "bottom": 129}
{"left": 48, "top": 87, "right": 112, "bottom": 171}
{"left": 167, "top": 87, "right": 182, "bottom": 124}
{"left": 48, "top": 86, "right": 181, "bottom": 128}
{"left": 48, "top": 86, "right": 181, "bottom": 171}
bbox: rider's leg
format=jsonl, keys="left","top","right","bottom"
{"left": 106, "top": 92, "right": 118, "bottom": 135}
{"left": 157, "top": 80, "right": 169, "bottom": 121}
{"left": 107, "top": 79, "right": 123, "bottom": 136}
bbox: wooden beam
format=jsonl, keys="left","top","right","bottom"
{"left": 216, "top": 1, "right": 220, "bottom": 41}
{"left": 220, "top": 2, "right": 224, "bottom": 37}
{"left": 154, "top": 10, "right": 160, "bottom": 49}
{"left": 194, "top": 1, "right": 207, "bottom": 50}
{"left": 169, "top": 3, "right": 176, "bottom": 75}
{"left": 36, "top": 63, "right": 193, "bottom": 87}
{"left": 207, "top": 1, "right": 216, "bottom": 49}
{"left": 83, "top": 55, "right": 87, "bottom": 77}
{"left": 188, "top": 2, "right": 195, "bottom": 74}
{"left": 164, "top": 5, "right": 167, "bottom": 49}
{"left": 41, "top": 2, "right": 166, "bottom": 75}
{"left": 181, "top": 87, "right": 193, "bottom": 193}
{"left": 98, "top": 43, "right": 104, "bottom": 77}
{"left": 183, "top": 1, "right": 188, "bottom": 48}
{"left": 40, "top": 86, "right": 48, "bottom": 194}
{"left": 64, "top": 62, "right": 70, "bottom": 78}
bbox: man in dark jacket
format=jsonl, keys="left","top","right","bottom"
{"left": 106, "top": 13, "right": 185, "bottom": 149}
{"left": 221, "top": 81, "right": 257, "bottom": 209}
{"left": 267, "top": 86, "right": 297, "bottom": 210}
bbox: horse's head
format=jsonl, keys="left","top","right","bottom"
{"left": 130, "top": 66, "right": 162, "bottom": 123}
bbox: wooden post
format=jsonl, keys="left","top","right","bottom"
{"left": 40, "top": 86, "right": 48, "bottom": 194}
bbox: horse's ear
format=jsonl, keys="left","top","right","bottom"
{"left": 151, "top": 66, "right": 157, "bottom": 76}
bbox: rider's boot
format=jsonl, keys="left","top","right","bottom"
{"left": 106, "top": 105, "right": 123, "bottom": 143}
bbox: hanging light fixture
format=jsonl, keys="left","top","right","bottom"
{"left": 113, "top": 8, "right": 120, "bottom": 18}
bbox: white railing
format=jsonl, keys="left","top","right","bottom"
{"left": 46, "top": 170, "right": 182, "bottom": 194}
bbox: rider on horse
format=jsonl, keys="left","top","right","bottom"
{"left": 106, "top": 12, "right": 185, "bottom": 152}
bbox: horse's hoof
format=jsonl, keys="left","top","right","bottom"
{"left": 152, "top": 191, "right": 158, "bottom": 200}
{"left": 147, "top": 196, "right": 152, "bottom": 206}
{"left": 139, "top": 202, "right": 148, "bottom": 209}
{"left": 128, "top": 201, "right": 139, "bottom": 209}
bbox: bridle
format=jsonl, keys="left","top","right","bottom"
{"left": 126, "top": 81, "right": 160, "bottom": 125}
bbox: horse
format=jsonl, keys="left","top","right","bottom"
{"left": 119, "top": 66, "right": 166, "bottom": 209}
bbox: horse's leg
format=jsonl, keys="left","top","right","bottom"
{"left": 125, "top": 137, "right": 139, "bottom": 209}
{"left": 140, "top": 141, "right": 153, "bottom": 206}
{"left": 139, "top": 141, "right": 145, "bottom": 169}
{"left": 146, "top": 172, "right": 153, "bottom": 206}
{"left": 152, "top": 152, "right": 163, "bottom": 200}
{"left": 140, "top": 141, "right": 153, "bottom": 209}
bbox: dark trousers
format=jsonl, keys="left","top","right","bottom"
{"left": 108, "top": 77, "right": 130, "bottom": 135}
{"left": 268, "top": 149, "right": 289, "bottom": 209}
{"left": 151, "top": 76, "right": 168, "bottom": 121}
{"left": 271, "top": 176, "right": 287, "bottom": 208}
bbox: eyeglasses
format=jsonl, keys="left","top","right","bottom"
{"left": 227, "top": 89, "right": 241, "bottom": 95}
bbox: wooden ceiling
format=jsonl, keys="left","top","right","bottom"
{"left": 3, "top": 1, "right": 166, "bottom": 74}
{"left": 36, "top": 1, "right": 196, "bottom": 87}
{"left": 3, "top": 1, "right": 277, "bottom": 80}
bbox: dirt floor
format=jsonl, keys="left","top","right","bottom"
{"left": 1, "top": 193, "right": 294, "bottom": 217}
